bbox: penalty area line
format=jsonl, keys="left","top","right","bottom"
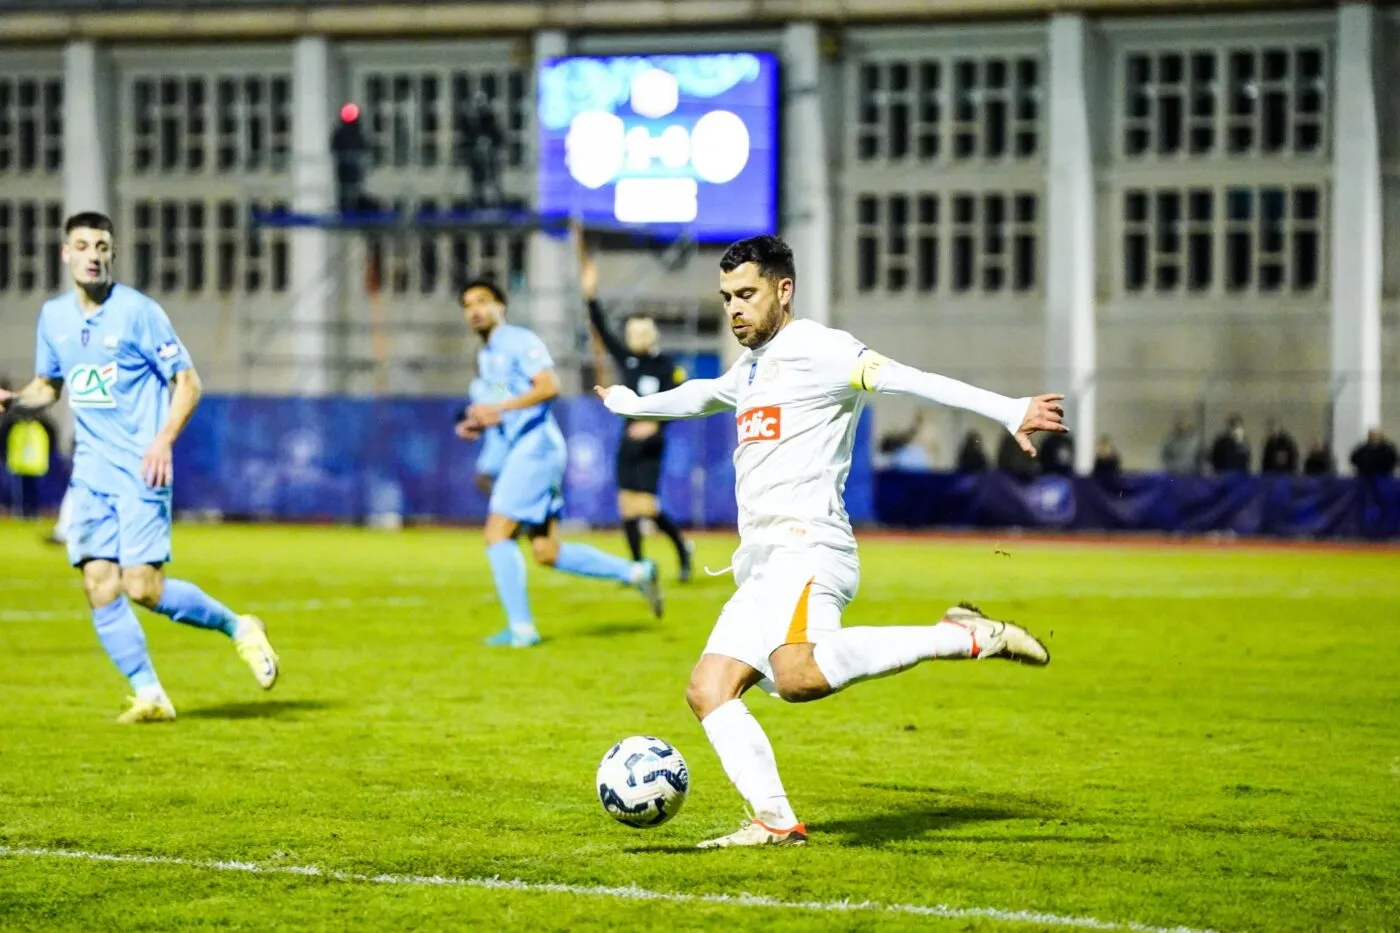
{"left": 0, "top": 845, "right": 1221, "bottom": 933}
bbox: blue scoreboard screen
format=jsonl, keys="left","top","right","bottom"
{"left": 536, "top": 52, "right": 779, "bottom": 242}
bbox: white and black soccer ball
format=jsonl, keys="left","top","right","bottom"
{"left": 596, "top": 735, "right": 690, "bottom": 828}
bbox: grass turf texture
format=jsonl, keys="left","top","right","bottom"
{"left": 1, "top": 520, "right": 1397, "bottom": 932}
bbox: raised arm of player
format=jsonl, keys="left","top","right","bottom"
{"left": 575, "top": 227, "right": 631, "bottom": 369}
{"left": 851, "top": 351, "right": 1066, "bottom": 457}
{"left": 3, "top": 306, "right": 68, "bottom": 413}
{"left": 0, "top": 376, "right": 62, "bottom": 413}
{"left": 596, "top": 360, "right": 740, "bottom": 421}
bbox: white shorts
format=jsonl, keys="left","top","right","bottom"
{"left": 703, "top": 543, "right": 860, "bottom": 691}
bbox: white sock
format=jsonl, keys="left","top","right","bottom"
{"left": 700, "top": 699, "right": 798, "bottom": 827}
{"left": 813, "top": 622, "right": 975, "bottom": 692}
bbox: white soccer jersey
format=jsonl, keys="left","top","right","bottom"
{"left": 603, "top": 318, "right": 1030, "bottom": 553}
{"left": 724, "top": 320, "right": 871, "bottom": 551}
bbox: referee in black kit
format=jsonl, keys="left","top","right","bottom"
{"left": 576, "top": 229, "right": 694, "bottom": 581}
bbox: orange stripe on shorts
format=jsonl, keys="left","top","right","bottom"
{"left": 783, "top": 577, "right": 817, "bottom": 645}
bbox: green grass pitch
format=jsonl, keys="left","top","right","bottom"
{"left": 1, "top": 519, "right": 1398, "bottom": 932}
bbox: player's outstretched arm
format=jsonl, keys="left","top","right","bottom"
{"left": 0, "top": 376, "right": 61, "bottom": 413}
{"left": 595, "top": 378, "right": 734, "bottom": 421}
{"left": 856, "top": 354, "right": 1066, "bottom": 457}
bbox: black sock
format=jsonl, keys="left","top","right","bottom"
{"left": 653, "top": 512, "right": 689, "bottom": 566}
{"left": 622, "top": 518, "right": 644, "bottom": 562}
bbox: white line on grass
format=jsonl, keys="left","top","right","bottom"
{"left": 0, "top": 595, "right": 427, "bottom": 623}
{"left": 0, "top": 845, "right": 1220, "bottom": 933}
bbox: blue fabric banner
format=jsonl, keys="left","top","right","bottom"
{"left": 873, "top": 470, "right": 1400, "bottom": 540}
{"left": 6, "top": 393, "right": 1391, "bottom": 539}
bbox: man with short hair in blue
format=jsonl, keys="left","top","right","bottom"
{"left": 0, "top": 212, "right": 279, "bottom": 723}
{"left": 455, "top": 279, "right": 663, "bottom": 647}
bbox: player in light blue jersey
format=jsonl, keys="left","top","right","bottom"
{"left": 454, "top": 279, "right": 663, "bottom": 647}
{"left": 0, "top": 212, "right": 279, "bottom": 723}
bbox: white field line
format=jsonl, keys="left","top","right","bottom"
{"left": 0, "top": 845, "right": 1221, "bottom": 933}
{"left": 0, "top": 595, "right": 428, "bottom": 623}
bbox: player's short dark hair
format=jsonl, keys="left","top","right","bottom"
{"left": 460, "top": 277, "right": 507, "bottom": 307}
{"left": 64, "top": 211, "right": 115, "bottom": 237}
{"left": 719, "top": 235, "right": 795, "bottom": 284}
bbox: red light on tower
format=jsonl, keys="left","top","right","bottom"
{"left": 340, "top": 103, "right": 361, "bottom": 123}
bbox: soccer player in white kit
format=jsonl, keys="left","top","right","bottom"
{"left": 596, "top": 235, "right": 1066, "bottom": 847}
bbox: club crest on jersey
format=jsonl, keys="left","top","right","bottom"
{"left": 81, "top": 328, "right": 90, "bottom": 347}
{"left": 103, "top": 334, "right": 119, "bottom": 351}
{"left": 67, "top": 362, "right": 119, "bottom": 408}
{"left": 737, "top": 406, "right": 781, "bottom": 443}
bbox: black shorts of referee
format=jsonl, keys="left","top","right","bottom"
{"left": 616, "top": 430, "right": 665, "bottom": 494}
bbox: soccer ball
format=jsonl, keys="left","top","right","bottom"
{"left": 596, "top": 735, "right": 690, "bottom": 828}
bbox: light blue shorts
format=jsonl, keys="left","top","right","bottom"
{"left": 65, "top": 481, "right": 173, "bottom": 568}
{"left": 488, "top": 430, "right": 566, "bottom": 528}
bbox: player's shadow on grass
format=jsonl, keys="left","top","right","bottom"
{"left": 182, "top": 699, "right": 339, "bottom": 721}
{"left": 625, "top": 802, "right": 1034, "bottom": 854}
{"left": 819, "top": 802, "right": 1026, "bottom": 847}
{"left": 566, "top": 621, "right": 656, "bottom": 640}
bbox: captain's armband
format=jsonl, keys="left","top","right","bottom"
{"left": 848, "top": 349, "right": 889, "bottom": 392}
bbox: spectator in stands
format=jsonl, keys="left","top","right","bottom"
{"left": 1350, "top": 428, "right": 1398, "bottom": 478}
{"left": 955, "top": 430, "right": 989, "bottom": 473}
{"left": 1261, "top": 418, "right": 1300, "bottom": 474}
{"left": 875, "top": 411, "right": 933, "bottom": 472}
{"left": 1209, "top": 414, "right": 1251, "bottom": 474}
{"left": 1038, "top": 431, "right": 1075, "bottom": 477}
{"left": 458, "top": 91, "right": 504, "bottom": 207}
{"left": 330, "top": 103, "right": 374, "bottom": 213}
{"left": 1161, "top": 414, "right": 1202, "bottom": 475}
{"left": 997, "top": 431, "right": 1038, "bottom": 482}
{"left": 1091, "top": 435, "right": 1122, "bottom": 484}
{"left": 1303, "top": 440, "right": 1335, "bottom": 477}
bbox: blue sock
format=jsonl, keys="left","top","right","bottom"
{"left": 486, "top": 540, "right": 534, "bottom": 630}
{"left": 154, "top": 579, "right": 239, "bottom": 637}
{"left": 554, "top": 543, "right": 638, "bottom": 584}
{"left": 92, "top": 596, "right": 160, "bottom": 692}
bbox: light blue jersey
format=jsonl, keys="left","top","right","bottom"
{"left": 474, "top": 324, "right": 562, "bottom": 447}
{"left": 37, "top": 284, "right": 192, "bottom": 496}
{"left": 35, "top": 283, "right": 193, "bottom": 565}
{"left": 473, "top": 323, "right": 566, "bottom": 526}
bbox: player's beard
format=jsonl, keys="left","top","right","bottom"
{"left": 734, "top": 304, "right": 786, "bottom": 349}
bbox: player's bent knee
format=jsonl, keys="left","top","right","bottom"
{"left": 774, "top": 679, "right": 827, "bottom": 704}
{"left": 770, "top": 647, "right": 834, "bottom": 704}
{"left": 121, "top": 567, "right": 165, "bottom": 608}
{"left": 83, "top": 578, "right": 123, "bottom": 609}
{"left": 685, "top": 675, "right": 739, "bottom": 720}
{"left": 483, "top": 513, "right": 517, "bottom": 546}
{"left": 531, "top": 538, "right": 560, "bottom": 566}
{"left": 80, "top": 561, "right": 123, "bottom": 608}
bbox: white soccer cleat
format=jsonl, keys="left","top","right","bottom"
{"left": 116, "top": 692, "right": 176, "bottom": 724}
{"left": 234, "top": 614, "right": 279, "bottom": 689}
{"left": 697, "top": 818, "right": 808, "bottom": 849}
{"left": 943, "top": 603, "right": 1050, "bottom": 666}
